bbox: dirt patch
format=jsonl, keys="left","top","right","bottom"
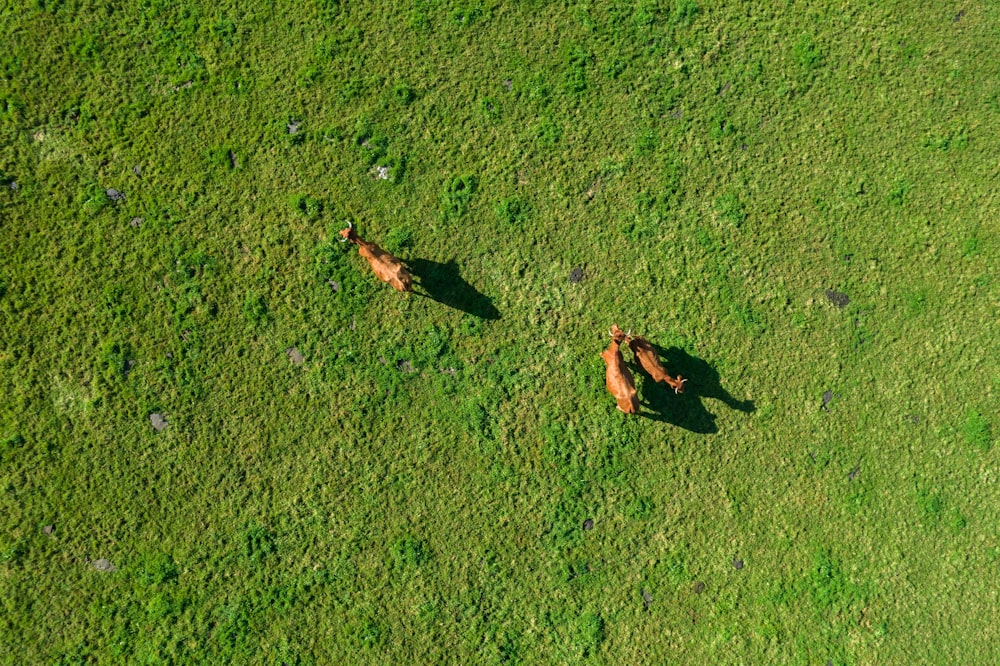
{"left": 150, "top": 413, "right": 168, "bottom": 431}
{"left": 825, "top": 289, "right": 849, "bottom": 308}
{"left": 286, "top": 347, "right": 304, "bottom": 365}
{"left": 569, "top": 267, "right": 584, "bottom": 284}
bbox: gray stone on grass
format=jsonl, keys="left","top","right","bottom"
{"left": 42, "top": 524, "right": 55, "bottom": 536}
{"left": 129, "top": 217, "right": 143, "bottom": 227}
{"left": 92, "top": 558, "right": 116, "bottom": 572}
{"left": 822, "top": 390, "right": 833, "bottom": 409}
{"left": 825, "top": 289, "right": 849, "bottom": 308}
{"left": 692, "top": 581, "right": 705, "bottom": 594}
{"left": 396, "top": 360, "right": 415, "bottom": 373}
{"left": 569, "top": 267, "right": 584, "bottom": 284}
{"left": 286, "top": 347, "right": 304, "bottom": 365}
{"left": 150, "top": 413, "right": 168, "bottom": 431}
{"left": 106, "top": 188, "right": 125, "bottom": 202}
{"left": 733, "top": 557, "right": 744, "bottom": 570}
{"left": 582, "top": 518, "right": 594, "bottom": 531}
{"left": 287, "top": 120, "right": 301, "bottom": 135}
{"left": 642, "top": 588, "right": 652, "bottom": 610}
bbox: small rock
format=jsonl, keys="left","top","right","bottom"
{"left": 671, "top": 109, "right": 682, "bottom": 119}
{"left": 106, "top": 188, "right": 125, "bottom": 202}
{"left": 569, "top": 267, "right": 583, "bottom": 284}
{"left": 123, "top": 359, "right": 135, "bottom": 378}
{"left": 228, "top": 150, "right": 238, "bottom": 169}
{"left": 503, "top": 79, "right": 512, "bottom": 91}
{"left": 372, "top": 165, "right": 391, "bottom": 180}
{"left": 954, "top": 9, "right": 965, "bottom": 21}
{"left": 692, "top": 581, "right": 705, "bottom": 594}
{"left": 287, "top": 120, "right": 301, "bottom": 135}
{"left": 328, "top": 279, "right": 340, "bottom": 292}
{"left": 92, "top": 558, "right": 116, "bottom": 572}
{"left": 825, "top": 289, "right": 850, "bottom": 308}
{"left": 582, "top": 518, "right": 594, "bottom": 531}
{"left": 286, "top": 347, "right": 304, "bottom": 365}
{"left": 905, "top": 414, "right": 920, "bottom": 424}
{"left": 378, "top": 356, "right": 388, "bottom": 365}
{"left": 396, "top": 359, "right": 415, "bottom": 373}
{"left": 129, "top": 217, "right": 143, "bottom": 227}
{"left": 42, "top": 524, "right": 55, "bottom": 536}
{"left": 642, "top": 588, "right": 652, "bottom": 610}
{"left": 719, "top": 82, "right": 731, "bottom": 96}
{"left": 441, "top": 367, "right": 457, "bottom": 376}
{"left": 9, "top": 180, "right": 18, "bottom": 191}
{"left": 132, "top": 165, "right": 142, "bottom": 177}
{"left": 150, "top": 413, "right": 168, "bottom": 431}
{"left": 740, "top": 143, "right": 747, "bottom": 150}
{"left": 848, "top": 465, "right": 860, "bottom": 481}
{"left": 733, "top": 557, "right": 744, "bottom": 570}
{"left": 822, "top": 390, "right": 833, "bottom": 409}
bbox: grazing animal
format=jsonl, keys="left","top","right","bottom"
{"left": 339, "top": 222, "right": 413, "bottom": 292}
{"left": 600, "top": 325, "right": 639, "bottom": 414}
{"left": 624, "top": 330, "right": 686, "bottom": 394}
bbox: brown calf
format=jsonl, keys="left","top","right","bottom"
{"left": 339, "top": 222, "right": 413, "bottom": 292}
{"left": 625, "top": 331, "right": 686, "bottom": 394}
{"left": 600, "top": 324, "right": 639, "bottom": 414}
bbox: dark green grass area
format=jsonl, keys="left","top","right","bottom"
{"left": 2, "top": 0, "right": 999, "bottom": 662}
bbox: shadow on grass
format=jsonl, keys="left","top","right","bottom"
{"left": 637, "top": 344, "right": 754, "bottom": 434}
{"left": 408, "top": 258, "right": 500, "bottom": 320}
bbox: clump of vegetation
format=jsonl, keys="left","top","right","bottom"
{"left": 440, "top": 174, "right": 478, "bottom": 221}
{"left": 495, "top": 196, "right": 530, "bottom": 227}
{"left": 289, "top": 193, "right": 324, "bottom": 220}
{"left": 963, "top": 410, "right": 992, "bottom": 451}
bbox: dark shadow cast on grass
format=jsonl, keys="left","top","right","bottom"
{"left": 408, "top": 258, "right": 500, "bottom": 320}
{"left": 637, "top": 344, "right": 754, "bottom": 434}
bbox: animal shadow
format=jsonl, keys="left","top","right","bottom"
{"left": 637, "top": 344, "right": 754, "bottom": 433}
{"left": 408, "top": 258, "right": 501, "bottom": 320}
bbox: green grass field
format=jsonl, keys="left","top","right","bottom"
{"left": 1, "top": 0, "right": 998, "bottom": 663}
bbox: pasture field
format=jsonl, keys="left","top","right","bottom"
{"left": 1, "top": 0, "right": 998, "bottom": 663}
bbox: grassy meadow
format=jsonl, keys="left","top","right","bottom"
{"left": 1, "top": 0, "right": 998, "bottom": 663}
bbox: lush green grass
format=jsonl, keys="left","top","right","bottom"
{"left": 2, "top": 0, "right": 998, "bottom": 663}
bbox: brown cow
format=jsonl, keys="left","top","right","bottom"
{"left": 625, "top": 330, "right": 686, "bottom": 394}
{"left": 600, "top": 324, "right": 639, "bottom": 414}
{"left": 339, "top": 222, "right": 413, "bottom": 292}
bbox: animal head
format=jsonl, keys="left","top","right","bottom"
{"left": 338, "top": 220, "right": 355, "bottom": 242}
{"left": 609, "top": 324, "right": 628, "bottom": 344}
{"left": 672, "top": 376, "right": 688, "bottom": 394}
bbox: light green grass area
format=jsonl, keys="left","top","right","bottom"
{"left": 1, "top": 0, "right": 998, "bottom": 663}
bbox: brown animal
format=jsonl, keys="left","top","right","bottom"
{"left": 339, "top": 222, "right": 413, "bottom": 292}
{"left": 625, "top": 330, "right": 686, "bottom": 394}
{"left": 600, "top": 325, "right": 639, "bottom": 414}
